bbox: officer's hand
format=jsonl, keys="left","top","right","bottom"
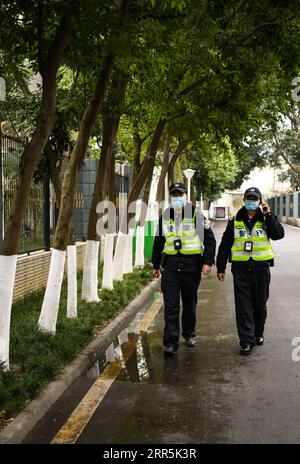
{"left": 261, "top": 202, "right": 271, "bottom": 215}
{"left": 217, "top": 273, "right": 225, "bottom": 281}
{"left": 153, "top": 269, "right": 161, "bottom": 278}
{"left": 202, "top": 265, "right": 212, "bottom": 276}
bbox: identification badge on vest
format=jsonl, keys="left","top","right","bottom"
{"left": 244, "top": 241, "right": 253, "bottom": 252}
{"left": 173, "top": 239, "right": 182, "bottom": 250}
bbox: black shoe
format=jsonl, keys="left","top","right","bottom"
{"left": 184, "top": 337, "right": 196, "bottom": 348}
{"left": 240, "top": 344, "right": 253, "bottom": 355}
{"left": 164, "top": 345, "right": 178, "bottom": 356}
{"left": 255, "top": 336, "right": 264, "bottom": 346}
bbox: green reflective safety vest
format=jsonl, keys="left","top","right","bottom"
{"left": 231, "top": 218, "right": 275, "bottom": 262}
{"left": 162, "top": 210, "right": 204, "bottom": 255}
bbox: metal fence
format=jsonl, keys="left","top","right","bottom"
{"left": 0, "top": 135, "right": 130, "bottom": 254}
{"left": 73, "top": 160, "right": 130, "bottom": 241}
{"left": 267, "top": 191, "right": 300, "bottom": 225}
{"left": 0, "top": 134, "right": 45, "bottom": 254}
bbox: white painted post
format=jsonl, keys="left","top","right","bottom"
{"left": 102, "top": 234, "right": 114, "bottom": 290}
{"left": 0, "top": 255, "right": 17, "bottom": 370}
{"left": 38, "top": 249, "right": 66, "bottom": 334}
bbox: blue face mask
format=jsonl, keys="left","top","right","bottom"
{"left": 171, "top": 196, "right": 186, "bottom": 209}
{"left": 244, "top": 199, "right": 260, "bottom": 211}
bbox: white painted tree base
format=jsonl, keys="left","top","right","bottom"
{"left": 134, "top": 225, "right": 145, "bottom": 268}
{"left": 123, "top": 230, "right": 134, "bottom": 274}
{"left": 102, "top": 234, "right": 114, "bottom": 290}
{"left": 0, "top": 255, "right": 17, "bottom": 370}
{"left": 81, "top": 240, "right": 101, "bottom": 303}
{"left": 38, "top": 249, "right": 66, "bottom": 334}
{"left": 67, "top": 245, "right": 77, "bottom": 318}
{"left": 113, "top": 231, "right": 126, "bottom": 281}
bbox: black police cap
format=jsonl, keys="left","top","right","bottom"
{"left": 244, "top": 187, "right": 262, "bottom": 199}
{"left": 169, "top": 182, "right": 187, "bottom": 194}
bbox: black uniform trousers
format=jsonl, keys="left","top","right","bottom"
{"left": 161, "top": 268, "right": 201, "bottom": 348}
{"left": 232, "top": 267, "right": 271, "bottom": 346}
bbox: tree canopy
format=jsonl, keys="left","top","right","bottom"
{"left": 2, "top": 0, "right": 300, "bottom": 202}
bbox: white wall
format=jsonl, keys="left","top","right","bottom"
{"left": 210, "top": 166, "right": 291, "bottom": 216}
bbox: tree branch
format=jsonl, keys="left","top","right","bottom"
{"left": 166, "top": 110, "right": 187, "bottom": 123}
{"left": 221, "top": 17, "right": 279, "bottom": 59}
{"left": 178, "top": 17, "right": 280, "bottom": 97}
{"left": 45, "top": 17, "right": 71, "bottom": 78}
{"left": 37, "top": 0, "right": 45, "bottom": 76}
{"left": 273, "top": 135, "right": 300, "bottom": 175}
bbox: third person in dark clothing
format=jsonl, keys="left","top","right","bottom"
{"left": 216, "top": 187, "right": 285, "bottom": 355}
{"left": 152, "top": 182, "right": 216, "bottom": 356}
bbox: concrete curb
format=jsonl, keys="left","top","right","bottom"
{"left": 0, "top": 277, "right": 162, "bottom": 444}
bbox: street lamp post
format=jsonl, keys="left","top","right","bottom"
{"left": 183, "top": 168, "right": 196, "bottom": 202}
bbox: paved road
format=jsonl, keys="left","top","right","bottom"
{"left": 25, "top": 221, "right": 300, "bottom": 444}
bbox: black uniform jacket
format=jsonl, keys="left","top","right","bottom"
{"left": 216, "top": 206, "right": 285, "bottom": 274}
{"left": 151, "top": 204, "right": 216, "bottom": 271}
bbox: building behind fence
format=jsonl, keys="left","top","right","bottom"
{"left": 0, "top": 133, "right": 130, "bottom": 254}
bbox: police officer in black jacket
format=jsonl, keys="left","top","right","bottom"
{"left": 152, "top": 183, "right": 216, "bottom": 356}
{"left": 217, "top": 187, "right": 285, "bottom": 355}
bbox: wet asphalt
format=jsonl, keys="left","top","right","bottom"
{"left": 24, "top": 221, "right": 300, "bottom": 444}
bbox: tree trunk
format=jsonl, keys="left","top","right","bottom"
{"left": 81, "top": 239, "right": 101, "bottom": 302}
{"left": 15, "top": 66, "right": 63, "bottom": 212}
{"left": 45, "top": 140, "right": 62, "bottom": 208}
{"left": 132, "top": 131, "right": 142, "bottom": 184}
{"left": 53, "top": 54, "right": 116, "bottom": 251}
{"left": 0, "top": 255, "right": 17, "bottom": 369}
{"left": 101, "top": 233, "right": 114, "bottom": 289}
{"left": 167, "top": 139, "right": 187, "bottom": 184}
{"left": 40, "top": 55, "right": 115, "bottom": 329}
{"left": 87, "top": 114, "right": 121, "bottom": 241}
{"left": 126, "top": 119, "right": 166, "bottom": 228}
{"left": 134, "top": 224, "right": 145, "bottom": 268}
{"left": 39, "top": 0, "right": 130, "bottom": 332}
{"left": 67, "top": 244, "right": 77, "bottom": 318}
{"left": 82, "top": 77, "right": 127, "bottom": 300}
{"left": 38, "top": 248, "right": 66, "bottom": 333}
{"left": 108, "top": 145, "right": 117, "bottom": 204}
{"left": 0, "top": 18, "right": 70, "bottom": 369}
{"left": 82, "top": 117, "right": 118, "bottom": 300}
{"left": 53, "top": 0, "right": 130, "bottom": 251}
{"left": 140, "top": 172, "right": 152, "bottom": 227}
{"left": 133, "top": 171, "right": 152, "bottom": 270}
{"left": 0, "top": 19, "right": 70, "bottom": 256}
{"left": 121, "top": 119, "right": 166, "bottom": 276}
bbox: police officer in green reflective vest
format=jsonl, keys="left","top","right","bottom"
{"left": 152, "top": 183, "right": 216, "bottom": 356}
{"left": 217, "top": 187, "right": 285, "bottom": 355}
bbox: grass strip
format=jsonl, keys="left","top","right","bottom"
{"left": 0, "top": 263, "right": 153, "bottom": 422}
